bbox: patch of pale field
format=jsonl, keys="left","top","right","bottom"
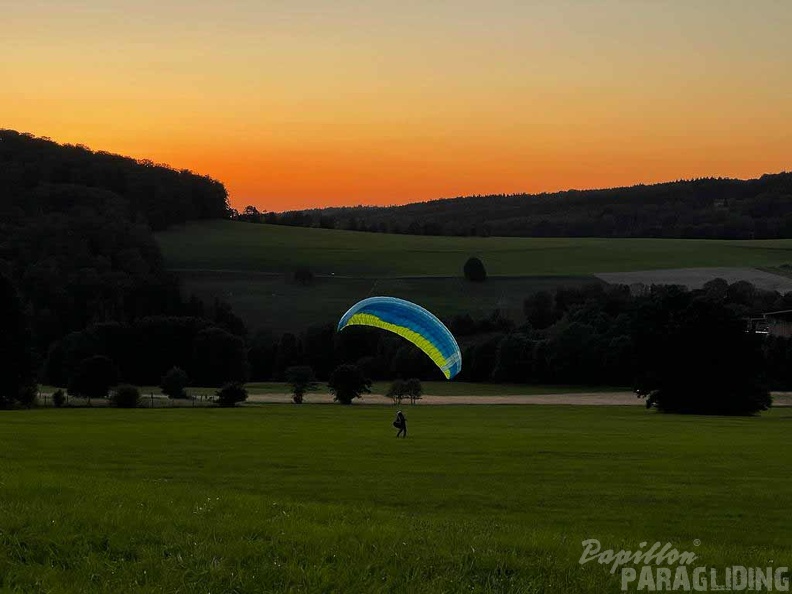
{"left": 596, "top": 266, "right": 792, "bottom": 293}
{"left": 39, "top": 391, "right": 792, "bottom": 407}
{"left": 248, "top": 392, "right": 792, "bottom": 406}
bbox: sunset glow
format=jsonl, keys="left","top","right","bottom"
{"left": 6, "top": 1, "right": 792, "bottom": 210}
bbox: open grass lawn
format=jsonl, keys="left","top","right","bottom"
{"left": 1, "top": 406, "right": 790, "bottom": 592}
{"left": 157, "top": 220, "right": 792, "bottom": 277}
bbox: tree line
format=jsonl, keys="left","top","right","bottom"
{"left": 1, "top": 130, "right": 229, "bottom": 230}
{"left": 17, "top": 275, "right": 790, "bottom": 413}
{"left": 238, "top": 173, "right": 792, "bottom": 239}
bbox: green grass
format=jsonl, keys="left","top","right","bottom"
{"left": 157, "top": 220, "right": 792, "bottom": 277}
{"left": 1, "top": 406, "right": 790, "bottom": 592}
{"left": 173, "top": 270, "right": 598, "bottom": 332}
{"left": 157, "top": 221, "right": 792, "bottom": 331}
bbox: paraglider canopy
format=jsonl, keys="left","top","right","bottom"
{"left": 337, "top": 296, "right": 462, "bottom": 379}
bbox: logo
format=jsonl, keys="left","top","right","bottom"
{"left": 579, "top": 539, "right": 790, "bottom": 591}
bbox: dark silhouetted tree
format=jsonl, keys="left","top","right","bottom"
{"left": 111, "top": 384, "right": 141, "bottom": 408}
{"left": 161, "top": 366, "right": 189, "bottom": 399}
{"left": 191, "top": 327, "right": 249, "bottom": 387}
{"left": 387, "top": 379, "right": 406, "bottom": 405}
{"left": 328, "top": 364, "right": 371, "bottom": 405}
{"left": 285, "top": 365, "right": 318, "bottom": 404}
{"left": 633, "top": 292, "right": 771, "bottom": 415}
{"left": 463, "top": 257, "right": 487, "bottom": 282}
{"left": 67, "top": 355, "right": 119, "bottom": 404}
{"left": 0, "top": 272, "right": 36, "bottom": 408}
{"left": 216, "top": 382, "right": 248, "bottom": 407}
{"left": 405, "top": 378, "right": 423, "bottom": 404}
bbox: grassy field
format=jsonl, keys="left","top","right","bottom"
{"left": 156, "top": 221, "right": 792, "bottom": 331}
{"left": 157, "top": 220, "right": 792, "bottom": 277}
{"left": 1, "top": 406, "right": 790, "bottom": 592}
{"left": 174, "top": 270, "right": 598, "bottom": 332}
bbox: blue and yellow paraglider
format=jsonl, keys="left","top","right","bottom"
{"left": 337, "top": 296, "right": 462, "bottom": 379}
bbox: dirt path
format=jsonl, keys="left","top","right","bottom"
{"left": 247, "top": 392, "right": 792, "bottom": 406}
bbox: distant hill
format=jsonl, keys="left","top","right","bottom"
{"left": 258, "top": 173, "right": 792, "bottom": 239}
{"left": 0, "top": 130, "right": 238, "bottom": 367}
{"left": 0, "top": 129, "right": 229, "bottom": 230}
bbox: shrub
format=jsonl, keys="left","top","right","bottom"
{"left": 328, "top": 364, "right": 371, "bottom": 405}
{"left": 111, "top": 384, "right": 141, "bottom": 408}
{"left": 52, "top": 389, "right": 66, "bottom": 408}
{"left": 293, "top": 267, "right": 314, "bottom": 286}
{"left": 463, "top": 257, "right": 487, "bottom": 282}
{"left": 285, "top": 365, "right": 318, "bottom": 404}
{"left": 216, "top": 382, "right": 248, "bottom": 407}
{"left": 161, "top": 366, "right": 189, "bottom": 399}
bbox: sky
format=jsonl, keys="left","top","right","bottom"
{"left": 4, "top": 0, "right": 792, "bottom": 211}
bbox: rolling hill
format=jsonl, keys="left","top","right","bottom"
{"left": 157, "top": 220, "right": 792, "bottom": 331}
{"left": 273, "top": 172, "right": 792, "bottom": 239}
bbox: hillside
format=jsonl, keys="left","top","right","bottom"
{"left": 0, "top": 131, "right": 236, "bottom": 371}
{"left": 0, "top": 129, "right": 229, "bottom": 230}
{"left": 158, "top": 220, "right": 792, "bottom": 277}
{"left": 264, "top": 172, "right": 792, "bottom": 239}
{"left": 157, "top": 220, "right": 792, "bottom": 331}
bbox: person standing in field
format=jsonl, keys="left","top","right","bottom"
{"left": 394, "top": 410, "right": 407, "bottom": 438}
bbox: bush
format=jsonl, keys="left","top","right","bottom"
{"left": 161, "top": 366, "right": 189, "bottom": 399}
{"left": 328, "top": 364, "right": 371, "bottom": 405}
{"left": 67, "top": 355, "right": 119, "bottom": 404}
{"left": 52, "top": 389, "right": 66, "bottom": 408}
{"left": 293, "top": 267, "right": 314, "bottom": 286}
{"left": 285, "top": 365, "right": 318, "bottom": 404}
{"left": 111, "top": 384, "right": 141, "bottom": 408}
{"left": 463, "top": 256, "right": 487, "bottom": 282}
{"left": 216, "top": 382, "right": 248, "bottom": 407}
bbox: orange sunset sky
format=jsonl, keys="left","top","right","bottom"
{"left": 5, "top": 1, "right": 792, "bottom": 211}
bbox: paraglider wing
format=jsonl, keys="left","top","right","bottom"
{"left": 337, "top": 296, "right": 462, "bottom": 379}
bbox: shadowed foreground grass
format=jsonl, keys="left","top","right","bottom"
{"left": 1, "top": 406, "right": 790, "bottom": 592}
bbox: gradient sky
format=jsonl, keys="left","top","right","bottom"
{"left": 5, "top": 1, "right": 792, "bottom": 210}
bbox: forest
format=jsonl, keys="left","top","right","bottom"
{"left": 0, "top": 130, "right": 240, "bottom": 404}
{"left": 249, "top": 173, "right": 792, "bottom": 239}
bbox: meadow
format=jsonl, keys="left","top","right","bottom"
{"left": 156, "top": 221, "right": 792, "bottom": 332}
{"left": 157, "top": 220, "right": 792, "bottom": 277}
{"left": 172, "top": 270, "right": 597, "bottom": 332}
{"left": 1, "top": 406, "right": 790, "bottom": 592}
